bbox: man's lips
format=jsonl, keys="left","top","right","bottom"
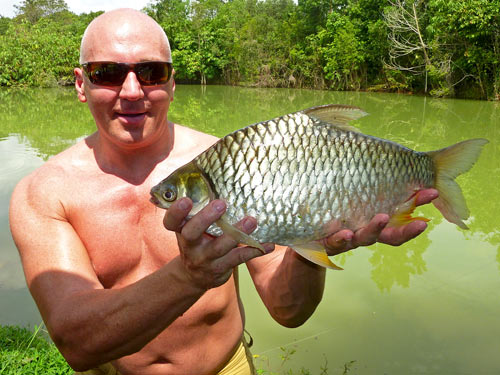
{"left": 115, "top": 112, "right": 147, "bottom": 124}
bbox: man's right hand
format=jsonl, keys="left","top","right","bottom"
{"left": 163, "top": 198, "right": 271, "bottom": 290}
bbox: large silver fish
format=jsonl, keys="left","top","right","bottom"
{"left": 150, "top": 104, "right": 488, "bottom": 269}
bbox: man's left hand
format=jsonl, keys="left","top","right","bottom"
{"left": 322, "top": 189, "right": 439, "bottom": 256}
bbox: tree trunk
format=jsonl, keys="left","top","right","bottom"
{"left": 412, "top": 1, "right": 430, "bottom": 93}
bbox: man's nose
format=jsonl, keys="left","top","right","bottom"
{"left": 119, "top": 71, "right": 144, "bottom": 100}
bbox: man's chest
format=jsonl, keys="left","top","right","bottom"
{"left": 66, "top": 180, "right": 178, "bottom": 287}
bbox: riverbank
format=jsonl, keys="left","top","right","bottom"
{"left": 0, "top": 325, "right": 72, "bottom": 374}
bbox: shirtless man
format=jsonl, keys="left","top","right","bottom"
{"left": 9, "top": 9, "right": 437, "bottom": 375}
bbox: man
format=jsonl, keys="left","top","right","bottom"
{"left": 9, "top": 9, "right": 437, "bottom": 375}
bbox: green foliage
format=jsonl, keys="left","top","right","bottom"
{"left": 0, "top": 325, "right": 72, "bottom": 374}
{"left": 0, "top": 12, "right": 91, "bottom": 87}
{"left": 0, "top": 17, "right": 11, "bottom": 35}
{"left": 0, "top": 0, "right": 498, "bottom": 98}
{"left": 319, "top": 14, "right": 365, "bottom": 90}
{"left": 428, "top": 0, "right": 500, "bottom": 99}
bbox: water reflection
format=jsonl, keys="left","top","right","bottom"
{"left": 0, "top": 86, "right": 498, "bottom": 323}
{"left": 0, "top": 135, "right": 45, "bottom": 326}
{"left": 0, "top": 88, "right": 95, "bottom": 160}
{"left": 369, "top": 244, "right": 428, "bottom": 292}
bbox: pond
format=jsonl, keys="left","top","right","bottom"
{"left": 0, "top": 85, "right": 499, "bottom": 374}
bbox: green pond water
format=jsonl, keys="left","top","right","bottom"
{"left": 0, "top": 85, "right": 499, "bottom": 374}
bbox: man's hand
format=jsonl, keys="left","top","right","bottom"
{"left": 163, "top": 198, "right": 271, "bottom": 290}
{"left": 322, "top": 189, "right": 439, "bottom": 256}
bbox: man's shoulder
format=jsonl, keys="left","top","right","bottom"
{"left": 174, "top": 124, "right": 219, "bottom": 147}
{"left": 35, "top": 138, "right": 91, "bottom": 178}
{"left": 11, "top": 138, "right": 92, "bottom": 209}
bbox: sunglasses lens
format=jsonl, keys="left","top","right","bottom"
{"left": 137, "top": 62, "right": 170, "bottom": 85}
{"left": 86, "top": 63, "right": 128, "bottom": 86}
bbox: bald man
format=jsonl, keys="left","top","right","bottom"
{"left": 9, "top": 8, "right": 437, "bottom": 375}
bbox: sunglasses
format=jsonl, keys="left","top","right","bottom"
{"left": 82, "top": 61, "right": 173, "bottom": 86}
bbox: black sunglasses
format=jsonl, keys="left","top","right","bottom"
{"left": 82, "top": 61, "right": 173, "bottom": 86}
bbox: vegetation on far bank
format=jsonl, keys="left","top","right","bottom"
{"left": 0, "top": 0, "right": 499, "bottom": 100}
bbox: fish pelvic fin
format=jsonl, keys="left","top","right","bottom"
{"left": 427, "top": 138, "right": 489, "bottom": 229}
{"left": 216, "top": 215, "right": 266, "bottom": 254}
{"left": 388, "top": 193, "right": 431, "bottom": 227}
{"left": 303, "top": 104, "right": 367, "bottom": 133}
{"left": 291, "top": 242, "right": 343, "bottom": 270}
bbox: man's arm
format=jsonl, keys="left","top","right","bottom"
{"left": 9, "top": 172, "right": 261, "bottom": 371}
{"left": 246, "top": 189, "right": 439, "bottom": 327}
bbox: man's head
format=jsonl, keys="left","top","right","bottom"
{"left": 79, "top": 9, "right": 172, "bottom": 65}
{"left": 75, "top": 9, "right": 175, "bottom": 150}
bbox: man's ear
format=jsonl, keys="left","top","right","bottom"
{"left": 171, "top": 78, "right": 176, "bottom": 102}
{"left": 74, "top": 67, "right": 87, "bottom": 103}
{"left": 170, "top": 69, "right": 176, "bottom": 102}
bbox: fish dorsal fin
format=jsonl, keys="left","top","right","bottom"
{"left": 291, "top": 242, "right": 343, "bottom": 270}
{"left": 303, "top": 104, "right": 368, "bottom": 133}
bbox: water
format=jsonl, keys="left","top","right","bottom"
{"left": 0, "top": 86, "right": 499, "bottom": 374}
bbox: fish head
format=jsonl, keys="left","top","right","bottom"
{"left": 150, "top": 161, "right": 214, "bottom": 216}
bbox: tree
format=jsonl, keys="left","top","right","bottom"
{"left": 319, "top": 13, "right": 365, "bottom": 90}
{"left": 428, "top": 0, "right": 500, "bottom": 99}
{"left": 144, "top": 0, "right": 190, "bottom": 52}
{"left": 14, "top": 0, "right": 69, "bottom": 23}
{"left": 383, "top": 0, "right": 432, "bottom": 93}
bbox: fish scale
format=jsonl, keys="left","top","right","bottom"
{"left": 150, "top": 104, "right": 488, "bottom": 269}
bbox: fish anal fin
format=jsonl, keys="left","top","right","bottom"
{"left": 216, "top": 215, "right": 266, "bottom": 254}
{"left": 291, "top": 242, "right": 343, "bottom": 270}
{"left": 388, "top": 192, "right": 430, "bottom": 227}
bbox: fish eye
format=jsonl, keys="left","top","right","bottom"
{"left": 163, "top": 189, "right": 177, "bottom": 202}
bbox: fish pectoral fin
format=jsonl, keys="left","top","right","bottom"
{"left": 388, "top": 192, "right": 430, "bottom": 227}
{"left": 216, "top": 215, "right": 266, "bottom": 254}
{"left": 303, "top": 104, "right": 367, "bottom": 133}
{"left": 291, "top": 242, "right": 343, "bottom": 270}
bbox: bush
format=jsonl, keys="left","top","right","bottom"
{"left": 0, "top": 13, "right": 84, "bottom": 87}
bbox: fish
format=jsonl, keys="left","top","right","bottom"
{"left": 150, "top": 104, "right": 488, "bottom": 270}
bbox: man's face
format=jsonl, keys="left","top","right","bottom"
{"left": 75, "top": 22, "right": 174, "bottom": 150}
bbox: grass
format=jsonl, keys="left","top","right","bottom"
{"left": 0, "top": 325, "right": 72, "bottom": 374}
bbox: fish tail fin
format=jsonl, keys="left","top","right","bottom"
{"left": 427, "top": 138, "right": 488, "bottom": 229}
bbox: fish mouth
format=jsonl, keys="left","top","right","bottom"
{"left": 149, "top": 193, "right": 161, "bottom": 206}
{"left": 150, "top": 191, "right": 171, "bottom": 209}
